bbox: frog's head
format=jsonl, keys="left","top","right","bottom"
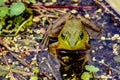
{"left": 58, "top": 18, "right": 91, "bottom": 50}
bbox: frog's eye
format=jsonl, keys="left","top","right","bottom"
{"left": 61, "top": 31, "right": 68, "bottom": 39}
{"left": 79, "top": 31, "right": 84, "bottom": 39}
{"left": 61, "top": 33, "right": 65, "bottom": 39}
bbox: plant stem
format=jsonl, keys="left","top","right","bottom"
{"left": 14, "top": 15, "right": 33, "bottom": 36}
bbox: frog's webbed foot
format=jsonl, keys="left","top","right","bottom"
{"left": 49, "top": 42, "right": 58, "bottom": 55}
{"left": 78, "top": 54, "right": 88, "bottom": 69}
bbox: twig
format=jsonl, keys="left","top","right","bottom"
{"left": 0, "top": 38, "right": 31, "bottom": 67}
{"left": 94, "top": 0, "right": 120, "bottom": 21}
{"left": 96, "top": 60, "right": 120, "bottom": 74}
{"left": 14, "top": 15, "right": 33, "bottom": 36}
{"left": 0, "top": 65, "right": 34, "bottom": 76}
{"left": 94, "top": 0, "right": 114, "bottom": 14}
{"left": 101, "top": 62, "right": 120, "bottom": 74}
{"left": 0, "top": 48, "right": 16, "bottom": 80}
{"left": 32, "top": 3, "right": 93, "bottom": 9}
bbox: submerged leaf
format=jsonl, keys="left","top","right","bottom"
{"left": 0, "top": 69, "right": 8, "bottom": 76}
{"left": 113, "top": 55, "right": 120, "bottom": 62}
{"left": 37, "top": 51, "right": 62, "bottom": 80}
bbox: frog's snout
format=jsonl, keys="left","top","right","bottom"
{"left": 68, "top": 36, "right": 77, "bottom": 47}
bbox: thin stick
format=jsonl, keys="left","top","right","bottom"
{"left": 32, "top": 3, "right": 93, "bottom": 9}
{"left": 0, "top": 48, "right": 16, "bottom": 80}
{"left": 0, "top": 38, "right": 30, "bottom": 67}
{"left": 0, "top": 65, "right": 34, "bottom": 76}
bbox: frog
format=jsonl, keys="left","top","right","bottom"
{"left": 42, "top": 12, "right": 101, "bottom": 79}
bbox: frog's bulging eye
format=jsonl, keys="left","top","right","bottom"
{"left": 61, "top": 33, "right": 65, "bottom": 39}
{"left": 79, "top": 32, "right": 84, "bottom": 39}
{"left": 61, "top": 31, "right": 69, "bottom": 40}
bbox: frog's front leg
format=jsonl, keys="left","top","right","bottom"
{"left": 48, "top": 42, "right": 58, "bottom": 55}
{"left": 48, "top": 12, "right": 71, "bottom": 37}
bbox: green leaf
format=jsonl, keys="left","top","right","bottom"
{"left": 0, "top": 24, "right": 3, "bottom": 30}
{"left": 30, "top": 76, "right": 38, "bottom": 80}
{"left": 85, "top": 65, "right": 99, "bottom": 73}
{"left": 0, "top": 0, "right": 5, "bottom": 5}
{"left": 10, "top": 2, "right": 25, "bottom": 16}
{"left": 81, "top": 72, "right": 93, "bottom": 80}
{"left": 0, "top": 6, "right": 9, "bottom": 18}
{"left": 113, "top": 55, "right": 120, "bottom": 62}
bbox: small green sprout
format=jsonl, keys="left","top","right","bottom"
{"left": 32, "top": 67, "right": 39, "bottom": 73}
{"left": 81, "top": 72, "right": 93, "bottom": 80}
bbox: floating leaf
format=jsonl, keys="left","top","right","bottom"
{"left": 113, "top": 55, "right": 120, "bottom": 62}
{"left": 81, "top": 72, "right": 93, "bottom": 80}
{"left": 85, "top": 65, "right": 99, "bottom": 72}
{"left": 0, "top": 6, "right": 9, "bottom": 18}
{"left": 10, "top": 2, "right": 25, "bottom": 16}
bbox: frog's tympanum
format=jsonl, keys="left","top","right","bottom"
{"left": 46, "top": 13, "right": 100, "bottom": 80}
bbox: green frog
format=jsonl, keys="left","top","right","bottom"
{"left": 46, "top": 13, "right": 100, "bottom": 79}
